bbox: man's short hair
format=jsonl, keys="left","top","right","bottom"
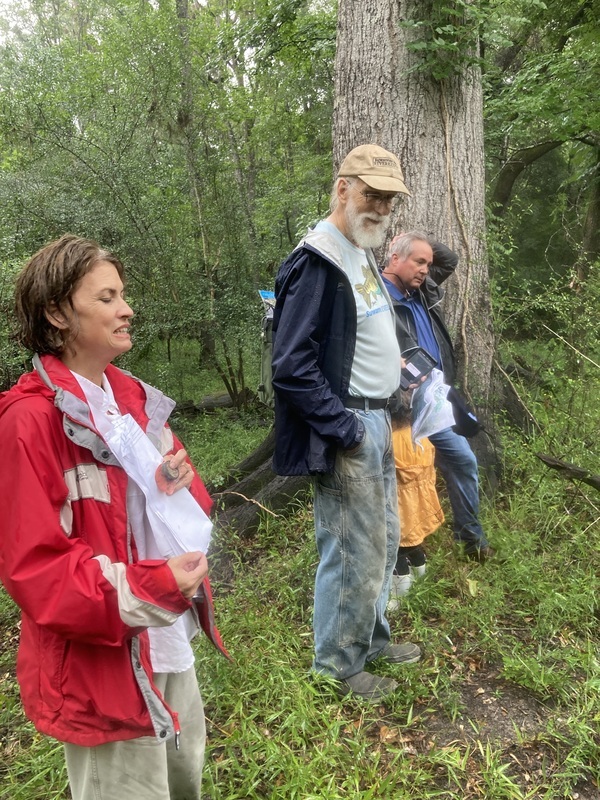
{"left": 14, "top": 234, "right": 124, "bottom": 355}
{"left": 387, "top": 231, "right": 432, "bottom": 263}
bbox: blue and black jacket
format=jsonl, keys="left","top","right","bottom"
{"left": 387, "top": 242, "right": 459, "bottom": 387}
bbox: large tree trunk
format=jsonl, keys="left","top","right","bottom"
{"left": 334, "top": 0, "right": 492, "bottom": 402}
{"left": 334, "top": 0, "right": 497, "bottom": 472}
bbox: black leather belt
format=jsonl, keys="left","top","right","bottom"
{"left": 345, "top": 396, "right": 392, "bottom": 410}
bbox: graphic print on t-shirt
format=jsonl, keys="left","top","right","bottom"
{"left": 354, "top": 264, "right": 381, "bottom": 309}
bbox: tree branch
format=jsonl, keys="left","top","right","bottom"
{"left": 490, "top": 141, "right": 563, "bottom": 216}
{"left": 536, "top": 453, "right": 600, "bottom": 493}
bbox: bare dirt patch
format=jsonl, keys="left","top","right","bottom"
{"left": 419, "top": 668, "right": 551, "bottom": 748}
{"left": 400, "top": 667, "right": 598, "bottom": 799}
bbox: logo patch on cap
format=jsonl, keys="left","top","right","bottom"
{"left": 373, "top": 157, "right": 396, "bottom": 168}
{"left": 337, "top": 144, "right": 411, "bottom": 195}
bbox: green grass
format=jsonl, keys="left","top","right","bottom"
{"left": 192, "top": 477, "right": 600, "bottom": 799}
{"left": 172, "top": 407, "right": 271, "bottom": 489}
{"left": 1, "top": 446, "right": 599, "bottom": 799}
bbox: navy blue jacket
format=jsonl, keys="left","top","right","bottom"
{"left": 271, "top": 229, "right": 366, "bottom": 476}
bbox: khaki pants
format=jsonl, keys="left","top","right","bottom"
{"left": 64, "top": 667, "right": 205, "bottom": 800}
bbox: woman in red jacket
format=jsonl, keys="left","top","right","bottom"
{"left": 0, "top": 234, "right": 227, "bottom": 800}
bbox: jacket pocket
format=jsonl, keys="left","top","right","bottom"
{"left": 38, "top": 629, "right": 67, "bottom": 712}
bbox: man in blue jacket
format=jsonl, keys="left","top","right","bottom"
{"left": 382, "top": 231, "right": 495, "bottom": 572}
{"left": 271, "top": 145, "right": 421, "bottom": 701}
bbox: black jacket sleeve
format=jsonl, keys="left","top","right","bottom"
{"left": 429, "top": 241, "right": 458, "bottom": 287}
{"left": 272, "top": 249, "right": 361, "bottom": 450}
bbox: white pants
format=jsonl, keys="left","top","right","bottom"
{"left": 64, "top": 667, "right": 205, "bottom": 800}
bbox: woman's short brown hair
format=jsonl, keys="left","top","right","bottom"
{"left": 14, "top": 234, "right": 124, "bottom": 355}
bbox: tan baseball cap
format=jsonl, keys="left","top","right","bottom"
{"left": 338, "top": 144, "right": 411, "bottom": 195}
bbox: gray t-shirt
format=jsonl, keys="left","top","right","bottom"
{"left": 316, "top": 221, "right": 401, "bottom": 399}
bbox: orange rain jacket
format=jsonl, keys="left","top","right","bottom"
{"left": 392, "top": 424, "right": 444, "bottom": 548}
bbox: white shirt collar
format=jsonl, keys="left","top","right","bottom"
{"left": 71, "top": 371, "right": 121, "bottom": 435}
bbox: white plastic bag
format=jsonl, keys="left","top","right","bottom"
{"left": 410, "top": 368, "right": 455, "bottom": 447}
{"left": 103, "top": 414, "right": 212, "bottom": 557}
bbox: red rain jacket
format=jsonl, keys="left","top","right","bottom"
{"left": 0, "top": 354, "right": 227, "bottom": 746}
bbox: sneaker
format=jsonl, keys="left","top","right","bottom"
{"left": 336, "top": 671, "right": 399, "bottom": 701}
{"left": 387, "top": 572, "right": 413, "bottom": 613}
{"left": 465, "top": 545, "right": 496, "bottom": 563}
{"left": 376, "top": 642, "right": 422, "bottom": 664}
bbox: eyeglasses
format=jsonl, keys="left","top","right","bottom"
{"left": 347, "top": 181, "right": 398, "bottom": 210}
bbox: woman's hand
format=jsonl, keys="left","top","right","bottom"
{"left": 155, "top": 449, "right": 194, "bottom": 495}
{"left": 167, "top": 551, "right": 208, "bottom": 599}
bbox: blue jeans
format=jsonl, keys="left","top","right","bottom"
{"left": 312, "top": 408, "right": 399, "bottom": 679}
{"left": 428, "top": 426, "right": 488, "bottom": 551}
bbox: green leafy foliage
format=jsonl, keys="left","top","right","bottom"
{"left": 483, "top": 0, "right": 600, "bottom": 283}
{"left": 0, "top": 0, "right": 336, "bottom": 401}
{"left": 0, "top": 255, "right": 28, "bottom": 390}
{"left": 399, "top": 0, "right": 491, "bottom": 80}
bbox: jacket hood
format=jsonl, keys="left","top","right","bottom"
{"left": 298, "top": 227, "right": 347, "bottom": 270}
{"left": 297, "top": 227, "right": 394, "bottom": 309}
{"left": 0, "top": 355, "right": 175, "bottom": 443}
{"left": 0, "top": 358, "right": 58, "bottom": 421}
{"left": 0, "top": 354, "right": 105, "bottom": 429}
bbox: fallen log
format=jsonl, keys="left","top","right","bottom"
{"left": 535, "top": 453, "right": 600, "bottom": 492}
{"left": 210, "top": 425, "right": 310, "bottom": 537}
{"left": 213, "top": 473, "right": 310, "bottom": 537}
{"left": 175, "top": 395, "right": 233, "bottom": 414}
{"left": 176, "top": 388, "right": 263, "bottom": 414}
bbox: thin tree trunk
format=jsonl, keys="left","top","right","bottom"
{"left": 490, "top": 141, "right": 563, "bottom": 217}
{"left": 580, "top": 146, "right": 600, "bottom": 277}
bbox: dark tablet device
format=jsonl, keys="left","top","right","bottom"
{"left": 400, "top": 347, "right": 438, "bottom": 390}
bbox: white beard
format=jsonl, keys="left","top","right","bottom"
{"left": 346, "top": 202, "right": 391, "bottom": 250}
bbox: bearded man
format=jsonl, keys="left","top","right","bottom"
{"left": 271, "top": 145, "right": 421, "bottom": 701}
